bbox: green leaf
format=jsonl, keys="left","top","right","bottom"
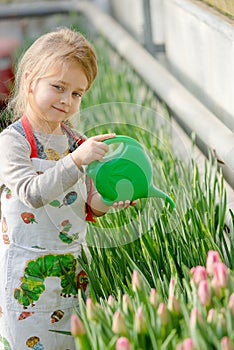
{"left": 49, "top": 199, "right": 61, "bottom": 207}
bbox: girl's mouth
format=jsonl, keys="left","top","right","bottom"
{"left": 53, "top": 106, "right": 67, "bottom": 113}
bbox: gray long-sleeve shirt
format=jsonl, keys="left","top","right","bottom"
{"left": 0, "top": 126, "right": 92, "bottom": 213}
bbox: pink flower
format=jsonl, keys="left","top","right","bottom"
{"left": 206, "top": 250, "right": 221, "bottom": 275}
{"left": 122, "top": 294, "right": 133, "bottom": 313}
{"left": 70, "top": 314, "right": 85, "bottom": 336}
{"left": 168, "top": 295, "right": 180, "bottom": 314}
{"left": 221, "top": 336, "right": 232, "bottom": 350}
{"left": 176, "top": 342, "right": 183, "bottom": 350}
{"left": 190, "top": 307, "right": 202, "bottom": 328}
{"left": 157, "top": 303, "right": 168, "bottom": 325}
{"left": 108, "top": 295, "right": 115, "bottom": 307}
{"left": 213, "top": 262, "right": 228, "bottom": 288}
{"left": 134, "top": 307, "right": 146, "bottom": 334}
{"left": 176, "top": 338, "right": 196, "bottom": 350}
{"left": 116, "top": 337, "right": 131, "bottom": 350}
{"left": 217, "top": 312, "right": 226, "bottom": 332}
{"left": 168, "top": 278, "right": 175, "bottom": 298}
{"left": 132, "top": 270, "right": 141, "bottom": 292}
{"left": 191, "top": 266, "right": 207, "bottom": 284}
{"left": 228, "top": 293, "right": 234, "bottom": 315}
{"left": 211, "top": 276, "right": 221, "bottom": 297}
{"left": 198, "top": 280, "right": 211, "bottom": 306}
{"left": 167, "top": 278, "right": 180, "bottom": 314}
{"left": 207, "top": 308, "right": 216, "bottom": 323}
{"left": 112, "top": 310, "right": 127, "bottom": 335}
{"left": 86, "top": 298, "right": 96, "bottom": 320}
{"left": 183, "top": 338, "right": 195, "bottom": 350}
{"left": 149, "top": 288, "right": 158, "bottom": 307}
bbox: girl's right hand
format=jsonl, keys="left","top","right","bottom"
{"left": 71, "top": 133, "right": 116, "bottom": 168}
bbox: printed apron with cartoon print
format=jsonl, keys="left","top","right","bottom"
{"left": 0, "top": 116, "right": 92, "bottom": 350}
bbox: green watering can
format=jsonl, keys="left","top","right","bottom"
{"left": 87, "top": 135, "right": 176, "bottom": 208}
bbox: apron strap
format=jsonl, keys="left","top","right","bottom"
{"left": 20, "top": 116, "right": 95, "bottom": 223}
{"left": 61, "top": 123, "right": 96, "bottom": 223}
{"left": 61, "top": 122, "right": 85, "bottom": 147}
{"left": 21, "top": 115, "right": 39, "bottom": 158}
{"left": 85, "top": 179, "right": 96, "bottom": 223}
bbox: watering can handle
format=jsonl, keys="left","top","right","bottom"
{"left": 103, "top": 135, "right": 141, "bottom": 147}
{"left": 87, "top": 135, "right": 141, "bottom": 178}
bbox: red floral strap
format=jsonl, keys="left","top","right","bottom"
{"left": 61, "top": 123, "right": 96, "bottom": 223}
{"left": 21, "top": 115, "right": 38, "bottom": 158}
{"left": 20, "top": 117, "right": 95, "bottom": 223}
{"left": 61, "top": 122, "right": 85, "bottom": 146}
{"left": 85, "top": 179, "right": 96, "bottom": 223}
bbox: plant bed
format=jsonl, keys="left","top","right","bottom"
{"left": 64, "top": 37, "right": 233, "bottom": 349}
{"left": 71, "top": 253, "right": 234, "bottom": 349}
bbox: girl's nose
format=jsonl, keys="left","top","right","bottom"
{"left": 60, "top": 93, "right": 71, "bottom": 105}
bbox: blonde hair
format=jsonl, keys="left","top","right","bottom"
{"left": 8, "top": 27, "right": 98, "bottom": 120}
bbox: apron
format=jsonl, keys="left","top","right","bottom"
{"left": 0, "top": 116, "right": 92, "bottom": 350}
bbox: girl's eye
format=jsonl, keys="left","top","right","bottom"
{"left": 73, "top": 92, "right": 82, "bottom": 98}
{"left": 52, "top": 85, "right": 64, "bottom": 91}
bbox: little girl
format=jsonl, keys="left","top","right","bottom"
{"left": 0, "top": 27, "right": 135, "bottom": 350}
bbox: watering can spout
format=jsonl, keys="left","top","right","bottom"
{"left": 148, "top": 185, "right": 176, "bottom": 209}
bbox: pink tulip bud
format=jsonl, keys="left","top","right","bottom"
{"left": 218, "top": 312, "right": 226, "bottom": 328}
{"left": 86, "top": 298, "right": 96, "bottom": 320}
{"left": 191, "top": 266, "right": 207, "bottom": 284}
{"left": 70, "top": 314, "right": 86, "bottom": 337}
{"left": 183, "top": 338, "right": 195, "bottom": 350}
{"left": 168, "top": 295, "right": 180, "bottom": 314}
{"left": 190, "top": 307, "right": 202, "bottom": 328}
{"left": 198, "top": 280, "right": 211, "bottom": 306}
{"left": 108, "top": 295, "right": 115, "bottom": 307}
{"left": 122, "top": 294, "right": 133, "bottom": 313}
{"left": 132, "top": 270, "right": 141, "bottom": 292}
{"left": 207, "top": 308, "right": 216, "bottom": 323}
{"left": 149, "top": 288, "right": 158, "bottom": 307}
{"left": 221, "top": 336, "right": 232, "bottom": 350}
{"left": 112, "top": 310, "right": 127, "bottom": 335}
{"left": 176, "top": 342, "right": 183, "bottom": 350}
{"left": 213, "top": 262, "right": 228, "bottom": 288}
{"left": 167, "top": 278, "right": 180, "bottom": 314}
{"left": 176, "top": 338, "right": 196, "bottom": 350}
{"left": 134, "top": 307, "right": 146, "bottom": 334}
{"left": 116, "top": 337, "right": 131, "bottom": 350}
{"left": 157, "top": 303, "right": 168, "bottom": 325}
{"left": 206, "top": 250, "right": 221, "bottom": 275}
{"left": 228, "top": 293, "right": 234, "bottom": 315}
{"left": 211, "top": 276, "right": 221, "bottom": 297}
{"left": 168, "top": 278, "right": 175, "bottom": 298}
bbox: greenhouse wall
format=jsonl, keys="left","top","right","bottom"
{"left": 164, "top": 0, "right": 234, "bottom": 131}
{"left": 109, "top": 0, "right": 234, "bottom": 132}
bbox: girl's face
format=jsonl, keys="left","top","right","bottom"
{"left": 26, "top": 61, "right": 88, "bottom": 130}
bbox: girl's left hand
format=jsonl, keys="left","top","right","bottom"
{"left": 111, "top": 200, "right": 137, "bottom": 209}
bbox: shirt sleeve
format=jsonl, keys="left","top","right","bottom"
{"left": 0, "top": 128, "right": 85, "bottom": 208}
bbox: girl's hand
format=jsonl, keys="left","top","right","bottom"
{"left": 111, "top": 200, "right": 137, "bottom": 209}
{"left": 91, "top": 193, "right": 137, "bottom": 217}
{"left": 71, "top": 133, "right": 116, "bottom": 167}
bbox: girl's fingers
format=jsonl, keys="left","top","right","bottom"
{"left": 112, "top": 200, "right": 135, "bottom": 209}
{"left": 73, "top": 133, "right": 116, "bottom": 166}
{"left": 92, "top": 133, "right": 116, "bottom": 142}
